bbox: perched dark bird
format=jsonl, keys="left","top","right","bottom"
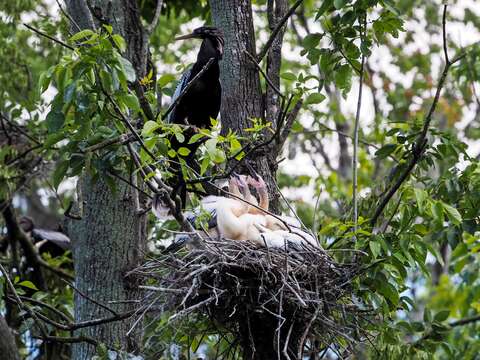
{"left": 19, "top": 217, "right": 71, "bottom": 257}
{"left": 168, "top": 26, "right": 224, "bottom": 127}
{"left": 166, "top": 26, "right": 224, "bottom": 207}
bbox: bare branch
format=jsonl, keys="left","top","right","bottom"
{"left": 146, "top": 0, "right": 163, "bottom": 35}
{"left": 257, "top": 0, "right": 304, "bottom": 63}
{"left": 370, "top": 5, "right": 466, "bottom": 227}
{"left": 352, "top": 15, "right": 367, "bottom": 235}
{"left": 23, "top": 23, "right": 74, "bottom": 51}
{"left": 245, "top": 50, "right": 284, "bottom": 99}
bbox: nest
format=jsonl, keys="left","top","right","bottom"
{"left": 133, "top": 239, "right": 369, "bottom": 359}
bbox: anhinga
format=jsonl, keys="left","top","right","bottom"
{"left": 166, "top": 26, "right": 224, "bottom": 207}
{"left": 19, "top": 217, "right": 71, "bottom": 257}
{"left": 168, "top": 26, "right": 224, "bottom": 128}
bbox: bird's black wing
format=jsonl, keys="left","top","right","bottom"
{"left": 31, "top": 229, "right": 71, "bottom": 250}
{"left": 167, "top": 67, "right": 192, "bottom": 123}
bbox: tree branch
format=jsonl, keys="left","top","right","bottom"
{"left": 370, "top": 4, "right": 465, "bottom": 228}
{"left": 145, "top": 0, "right": 163, "bottom": 35}
{"left": 352, "top": 15, "right": 367, "bottom": 235}
{"left": 23, "top": 23, "right": 74, "bottom": 51}
{"left": 257, "top": 0, "right": 304, "bottom": 63}
{"left": 245, "top": 50, "right": 284, "bottom": 99}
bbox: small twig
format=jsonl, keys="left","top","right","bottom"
{"left": 16, "top": 295, "right": 72, "bottom": 323}
{"left": 0, "top": 113, "right": 41, "bottom": 144}
{"left": 161, "top": 58, "right": 215, "bottom": 121}
{"left": 352, "top": 15, "right": 367, "bottom": 236}
{"left": 39, "top": 259, "right": 74, "bottom": 280}
{"left": 107, "top": 170, "right": 152, "bottom": 199}
{"left": 102, "top": 90, "right": 157, "bottom": 162}
{"left": 449, "top": 314, "right": 480, "bottom": 327}
{"left": 245, "top": 50, "right": 284, "bottom": 99}
{"left": 55, "top": 0, "right": 81, "bottom": 33}
{"left": 61, "top": 279, "right": 119, "bottom": 316}
{"left": 442, "top": 4, "right": 450, "bottom": 65}
{"left": 84, "top": 133, "right": 135, "bottom": 153}
{"left": 257, "top": 0, "right": 305, "bottom": 63}
{"left": 23, "top": 23, "right": 74, "bottom": 51}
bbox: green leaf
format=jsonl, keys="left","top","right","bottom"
{"left": 281, "top": 72, "right": 296, "bottom": 81}
{"left": 46, "top": 110, "right": 65, "bottom": 132}
{"left": 18, "top": 280, "right": 39, "bottom": 291}
{"left": 375, "top": 144, "right": 397, "bottom": 159}
{"left": 119, "top": 93, "right": 140, "bottom": 112}
{"left": 334, "top": 0, "right": 347, "bottom": 9}
{"left": 413, "top": 188, "right": 427, "bottom": 214}
{"left": 443, "top": 203, "right": 462, "bottom": 225}
{"left": 158, "top": 74, "right": 176, "bottom": 88}
{"left": 369, "top": 241, "right": 381, "bottom": 259}
{"left": 178, "top": 147, "right": 191, "bottom": 156}
{"left": 434, "top": 310, "right": 450, "bottom": 322}
{"left": 378, "top": 281, "right": 399, "bottom": 306}
{"left": 424, "top": 308, "right": 432, "bottom": 323}
{"left": 70, "top": 29, "right": 95, "bottom": 42}
{"left": 102, "top": 25, "right": 113, "bottom": 34}
{"left": 99, "top": 69, "right": 113, "bottom": 93}
{"left": 38, "top": 72, "right": 52, "bottom": 94}
{"left": 118, "top": 57, "right": 136, "bottom": 82}
{"left": 188, "top": 133, "right": 205, "bottom": 144}
{"left": 305, "top": 93, "right": 326, "bottom": 105}
{"left": 142, "top": 120, "right": 160, "bottom": 136}
{"left": 52, "top": 160, "right": 70, "bottom": 189}
{"left": 431, "top": 201, "right": 444, "bottom": 224}
{"left": 44, "top": 132, "right": 66, "bottom": 148}
{"left": 112, "top": 34, "right": 126, "bottom": 52}
{"left": 303, "top": 33, "right": 322, "bottom": 49}
{"left": 334, "top": 64, "right": 352, "bottom": 95}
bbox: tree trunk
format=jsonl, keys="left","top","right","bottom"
{"left": 65, "top": 1, "right": 149, "bottom": 358}
{"left": 0, "top": 316, "right": 20, "bottom": 360}
{"left": 210, "top": 0, "right": 282, "bottom": 212}
{"left": 209, "top": 1, "right": 302, "bottom": 357}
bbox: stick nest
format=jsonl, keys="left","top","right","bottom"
{"left": 133, "top": 239, "right": 369, "bottom": 358}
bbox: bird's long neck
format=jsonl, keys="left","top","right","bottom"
{"left": 196, "top": 37, "right": 222, "bottom": 66}
{"left": 217, "top": 200, "right": 247, "bottom": 239}
{"left": 258, "top": 188, "right": 269, "bottom": 212}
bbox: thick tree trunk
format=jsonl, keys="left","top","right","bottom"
{"left": 70, "top": 178, "right": 146, "bottom": 359}
{"left": 210, "top": 0, "right": 282, "bottom": 212}
{"left": 0, "top": 316, "right": 20, "bottom": 360}
{"left": 65, "top": 1, "right": 149, "bottom": 358}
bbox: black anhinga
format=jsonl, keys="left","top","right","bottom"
{"left": 168, "top": 26, "right": 224, "bottom": 127}
{"left": 166, "top": 26, "right": 224, "bottom": 207}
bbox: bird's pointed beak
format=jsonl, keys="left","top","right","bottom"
{"left": 174, "top": 32, "right": 200, "bottom": 41}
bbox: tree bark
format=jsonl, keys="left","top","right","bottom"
{"left": 70, "top": 178, "right": 146, "bottom": 359}
{"left": 65, "top": 1, "right": 149, "bottom": 358}
{"left": 0, "top": 316, "right": 20, "bottom": 360}
{"left": 210, "top": 0, "right": 283, "bottom": 212}
{"left": 210, "top": 0, "right": 263, "bottom": 131}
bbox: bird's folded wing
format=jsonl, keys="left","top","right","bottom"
{"left": 167, "top": 67, "right": 192, "bottom": 123}
{"left": 31, "top": 229, "right": 71, "bottom": 250}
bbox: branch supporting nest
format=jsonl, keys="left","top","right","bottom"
{"left": 131, "top": 239, "right": 369, "bottom": 358}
